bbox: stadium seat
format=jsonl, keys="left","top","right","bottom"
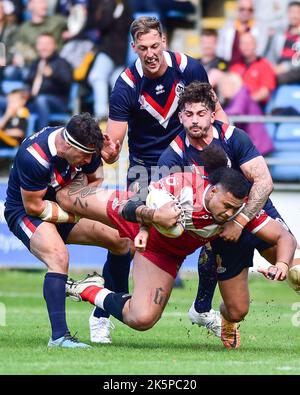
{"left": 0, "top": 113, "right": 37, "bottom": 158}
{"left": 268, "top": 151, "right": 300, "bottom": 182}
{"left": 47, "top": 82, "right": 80, "bottom": 125}
{"left": 1, "top": 80, "right": 26, "bottom": 95}
{"left": 270, "top": 84, "right": 300, "bottom": 114}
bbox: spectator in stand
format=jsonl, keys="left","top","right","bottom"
{"left": 0, "top": 89, "right": 29, "bottom": 148}
{"left": 267, "top": 1, "right": 300, "bottom": 85}
{"left": 254, "top": 0, "right": 289, "bottom": 58}
{"left": 0, "top": 0, "right": 17, "bottom": 65}
{"left": 26, "top": 33, "right": 73, "bottom": 130}
{"left": 5, "top": 0, "right": 66, "bottom": 80}
{"left": 217, "top": 0, "right": 268, "bottom": 66}
{"left": 199, "top": 28, "right": 228, "bottom": 89}
{"left": 230, "top": 32, "right": 277, "bottom": 107}
{"left": 86, "top": 0, "right": 133, "bottom": 121}
{"left": 218, "top": 72, "right": 274, "bottom": 156}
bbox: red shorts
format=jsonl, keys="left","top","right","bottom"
{"left": 106, "top": 191, "right": 202, "bottom": 278}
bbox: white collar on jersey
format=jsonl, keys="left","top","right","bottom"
{"left": 202, "top": 184, "right": 211, "bottom": 213}
{"left": 48, "top": 128, "right": 62, "bottom": 157}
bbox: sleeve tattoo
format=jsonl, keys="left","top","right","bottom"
{"left": 241, "top": 162, "right": 273, "bottom": 220}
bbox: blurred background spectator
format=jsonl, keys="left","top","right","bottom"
{"left": 4, "top": 0, "right": 66, "bottom": 81}
{"left": 267, "top": 1, "right": 300, "bottom": 85}
{"left": 26, "top": 33, "right": 72, "bottom": 130}
{"left": 230, "top": 32, "right": 277, "bottom": 108}
{"left": 199, "top": 28, "right": 228, "bottom": 89}
{"left": 254, "top": 0, "right": 289, "bottom": 58}
{"left": 216, "top": 0, "right": 268, "bottom": 66}
{"left": 218, "top": 72, "right": 274, "bottom": 156}
{"left": 86, "top": 0, "right": 133, "bottom": 121}
{"left": 0, "top": 89, "right": 29, "bottom": 148}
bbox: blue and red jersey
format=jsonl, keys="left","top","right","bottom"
{"left": 5, "top": 126, "right": 101, "bottom": 227}
{"left": 109, "top": 50, "right": 208, "bottom": 167}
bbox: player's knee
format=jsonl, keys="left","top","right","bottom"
{"left": 47, "top": 248, "right": 69, "bottom": 272}
{"left": 127, "top": 312, "right": 159, "bottom": 331}
{"left": 109, "top": 238, "right": 131, "bottom": 256}
{"left": 226, "top": 304, "right": 249, "bottom": 323}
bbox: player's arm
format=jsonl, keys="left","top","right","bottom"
{"left": 101, "top": 119, "right": 127, "bottom": 164}
{"left": 21, "top": 188, "right": 79, "bottom": 223}
{"left": 220, "top": 156, "right": 273, "bottom": 242}
{"left": 255, "top": 218, "right": 297, "bottom": 281}
{"left": 119, "top": 198, "right": 182, "bottom": 229}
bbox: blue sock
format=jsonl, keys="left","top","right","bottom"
{"left": 103, "top": 292, "right": 132, "bottom": 322}
{"left": 194, "top": 246, "right": 218, "bottom": 313}
{"left": 43, "top": 272, "right": 68, "bottom": 340}
{"left": 93, "top": 251, "right": 131, "bottom": 319}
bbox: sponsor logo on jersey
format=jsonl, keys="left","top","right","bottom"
{"left": 155, "top": 84, "right": 165, "bottom": 95}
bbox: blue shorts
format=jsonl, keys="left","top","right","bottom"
{"left": 5, "top": 211, "right": 76, "bottom": 252}
{"left": 210, "top": 204, "right": 290, "bottom": 281}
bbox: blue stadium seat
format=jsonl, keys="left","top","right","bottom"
{"left": 273, "top": 123, "right": 300, "bottom": 151}
{"left": 268, "top": 151, "right": 300, "bottom": 182}
{"left": 0, "top": 113, "right": 37, "bottom": 158}
{"left": 270, "top": 84, "right": 300, "bottom": 114}
{"left": 47, "top": 82, "right": 80, "bottom": 125}
{"left": 1, "top": 80, "right": 26, "bottom": 94}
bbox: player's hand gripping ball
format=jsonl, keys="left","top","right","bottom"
{"left": 146, "top": 188, "right": 185, "bottom": 238}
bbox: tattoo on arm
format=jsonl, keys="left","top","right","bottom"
{"left": 153, "top": 287, "right": 165, "bottom": 305}
{"left": 241, "top": 162, "right": 273, "bottom": 220}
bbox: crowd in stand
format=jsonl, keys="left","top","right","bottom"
{"left": 0, "top": 0, "right": 299, "bottom": 160}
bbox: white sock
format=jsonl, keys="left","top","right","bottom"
{"left": 94, "top": 288, "right": 113, "bottom": 310}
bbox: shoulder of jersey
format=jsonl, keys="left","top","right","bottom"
{"left": 120, "top": 51, "right": 190, "bottom": 89}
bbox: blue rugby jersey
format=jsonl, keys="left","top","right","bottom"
{"left": 109, "top": 51, "right": 208, "bottom": 167}
{"left": 157, "top": 120, "right": 274, "bottom": 210}
{"left": 5, "top": 126, "right": 102, "bottom": 226}
{"left": 157, "top": 120, "right": 260, "bottom": 172}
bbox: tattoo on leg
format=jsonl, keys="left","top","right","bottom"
{"left": 153, "top": 287, "right": 165, "bottom": 305}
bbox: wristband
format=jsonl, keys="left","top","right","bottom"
{"left": 121, "top": 199, "right": 144, "bottom": 222}
{"left": 235, "top": 213, "right": 250, "bottom": 227}
{"left": 276, "top": 261, "right": 289, "bottom": 269}
{"left": 39, "top": 200, "right": 80, "bottom": 223}
{"left": 233, "top": 219, "right": 244, "bottom": 229}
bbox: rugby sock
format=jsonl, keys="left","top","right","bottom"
{"left": 194, "top": 247, "right": 218, "bottom": 313}
{"left": 93, "top": 251, "right": 131, "bottom": 319}
{"left": 81, "top": 286, "right": 131, "bottom": 323}
{"left": 43, "top": 272, "right": 68, "bottom": 341}
{"left": 102, "top": 292, "right": 132, "bottom": 322}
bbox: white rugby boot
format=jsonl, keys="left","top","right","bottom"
{"left": 188, "top": 302, "right": 221, "bottom": 337}
{"left": 89, "top": 310, "right": 115, "bottom": 344}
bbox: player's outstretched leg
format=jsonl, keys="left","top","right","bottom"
{"left": 66, "top": 253, "right": 174, "bottom": 332}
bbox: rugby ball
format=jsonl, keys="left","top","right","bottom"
{"left": 146, "top": 188, "right": 185, "bottom": 238}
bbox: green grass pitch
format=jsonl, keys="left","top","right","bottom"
{"left": 0, "top": 269, "right": 300, "bottom": 375}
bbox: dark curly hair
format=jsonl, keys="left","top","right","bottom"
{"left": 65, "top": 113, "right": 104, "bottom": 155}
{"left": 208, "top": 167, "right": 250, "bottom": 199}
{"left": 178, "top": 82, "right": 217, "bottom": 113}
